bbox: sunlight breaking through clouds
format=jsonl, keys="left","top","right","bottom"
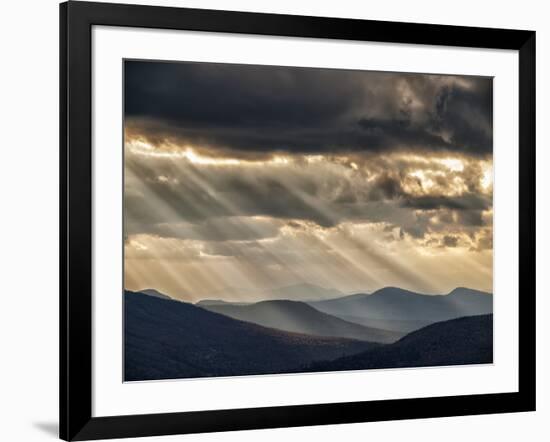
{"left": 124, "top": 141, "right": 493, "bottom": 300}
{"left": 124, "top": 61, "right": 493, "bottom": 301}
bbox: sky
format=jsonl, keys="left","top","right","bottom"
{"left": 123, "top": 60, "right": 493, "bottom": 302}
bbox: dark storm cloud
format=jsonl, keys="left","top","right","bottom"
{"left": 356, "top": 117, "right": 452, "bottom": 153}
{"left": 125, "top": 60, "right": 492, "bottom": 157}
{"left": 432, "top": 83, "right": 493, "bottom": 153}
{"left": 367, "top": 173, "right": 404, "bottom": 201}
{"left": 456, "top": 210, "right": 485, "bottom": 227}
{"left": 400, "top": 193, "right": 492, "bottom": 211}
{"left": 442, "top": 235, "right": 459, "bottom": 248}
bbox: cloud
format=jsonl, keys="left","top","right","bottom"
{"left": 125, "top": 60, "right": 492, "bottom": 157}
{"left": 400, "top": 194, "right": 492, "bottom": 211}
{"left": 128, "top": 217, "right": 284, "bottom": 242}
{"left": 123, "top": 61, "right": 494, "bottom": 297}
{"left": 442, "top": 235, "right": 459, "bottom": 248}
{"left": 124, "top": 146, "right": 492, "bottom": 247}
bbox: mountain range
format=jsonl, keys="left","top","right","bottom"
{"left": 125, "top": 285, "right": 493, "bottom": 381}
{"left": 308, "top": 286, "right": 492, "bottom": 325}
{"left": 202, "top": 299, "right": 403, "bottom": 344}
{"left": 125, "top": 291, "right": 377, "bottom": 381}
{"left": 198, "top": 285, "right": 492, "bottom": 334}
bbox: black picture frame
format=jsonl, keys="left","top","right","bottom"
{"left": 60, "top": 1, "right": 536, "bottom": 440}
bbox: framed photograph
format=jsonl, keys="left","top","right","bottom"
{"left": 60, "top": 1, "right": 536, "bottom": 440}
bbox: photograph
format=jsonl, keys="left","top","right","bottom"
{"left": 1, "top": 0, "right": 542, "bottom": 440}
{"left": 123, "top": 60, "right": 494, "bottom": 382}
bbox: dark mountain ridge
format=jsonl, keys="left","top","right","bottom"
{"left": 304, "top": 314, "right": 493, "bottom": 372}
{"left": 125, "top": 291, "right": 378, "bottom": 381}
